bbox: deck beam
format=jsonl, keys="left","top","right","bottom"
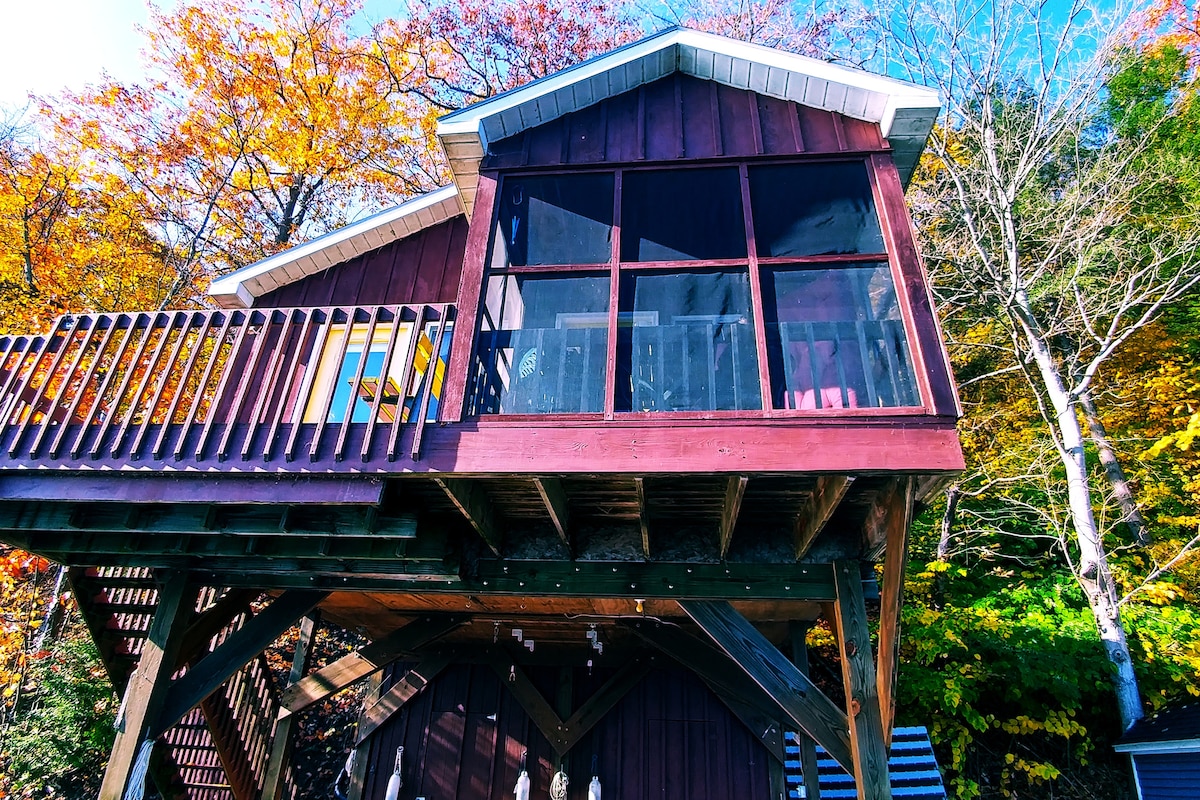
{"left": 795, "top": 475, "right": 854, "bottom": 559}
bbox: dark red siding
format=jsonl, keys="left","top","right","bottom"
{"left": 481, "top": 73, "right": 885, "bottom": 172}
{"left": 255, "top": 216, "right": 468, "bottom": 309}
{"left": 361, "top": 664, "right": 774, "bottom": 800}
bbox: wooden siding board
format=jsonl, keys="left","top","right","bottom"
{"left": 255, "top": 218, "right": 465, "bottom": 309}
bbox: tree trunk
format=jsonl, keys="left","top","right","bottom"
{"left": 32, "top": 563, "right": 67, "bottom": 653}
{"left": 1080, "top": 390, "right": 1150, "bottom": 546}
{"left": 1021, "top": 313, "right": 1145, "bottom": 730}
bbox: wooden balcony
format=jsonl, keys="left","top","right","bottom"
{"left": 0, "top": 303, "right": 453, "bottom": 471}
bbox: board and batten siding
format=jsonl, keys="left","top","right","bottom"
{"left": 254, "top": 216, "right": 468, "bottom": 309}
{"left": 360, "top": 664, "right": 775, "bottom": 800}
{"left": 481, "top": 72, "right": 886, "bottom": 172}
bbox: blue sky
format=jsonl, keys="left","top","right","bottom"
{"left": 0, "top": 0, "right": 403, "bottom": 111}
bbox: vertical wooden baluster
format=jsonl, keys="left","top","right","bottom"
{"left": 284, "top": 308, "right": 335, "bottom": 462}
{"left": 30, "top": 315, "right": 99, "bottom": 457}
{"left": 153, "top": 311, "right": 218, "bottom": 460}
{"left": 386, "top": 306, "right": 428, "bottom": 462}
{"left": 361, "top": 305, "right": 405, "bottom": 462}
{"left": 410, "top": 304, "right": 450, "bottom": 460}
{"left": 90, "top": 313, "right": 159, "bottom": 459}
{"left": 265, "top": 308, "right": 318, "bottom": 461}
{"left": 131, "top": 311, "right": 195, "bottom": 459}
{"left": 6, "top": 315, "right": 77, "bottom": 457}
{"left": 111, "top": 312, "right": 181, "bottom": 457}
{"left": 213, "top": 308, "right": 275, "bottom": 460}
{"left": 334, "top": 306, "right": 382, "bottom": 461}
{"left": 309, "top": 307, "right": 356, "bottom": 462}
{"left": 192, "top": 310, "right": 250, "bottom": 460}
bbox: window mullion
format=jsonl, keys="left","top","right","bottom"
{"left": 741, "top": 163, "right": 772, "bottom": 416}
{"left": 604, "top": 169, "right": 622, "bottom": 419}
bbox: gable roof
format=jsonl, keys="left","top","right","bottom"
{"left": 207, "top": 185, "right": 462, "bottom": 308}
{"left": 209, "top": 27, "right": 940, "bottom": 308}
{"left": 1115, "top": 703, "right": 1200, "bottom": 754}
{"left": 437, "top": 27, "right": 940, "bottom": 214}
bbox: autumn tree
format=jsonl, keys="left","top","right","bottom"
{"left": 877, "top": 0, "right": 1200, "bottom": 731}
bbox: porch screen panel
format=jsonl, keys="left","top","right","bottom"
{"left": 492, "top": 173, "right": 614, "bottom": 267}
{"left": 748, "top": 162, "right": 885, "bottom": 256}
{"left": 763, "top": 265, "right": 917, "bottom": 409}
{"left": 615, "top": 270, "right": 761, "bottom": 412}
{"left": 474, "top": 274, "right": 609, "bottom": 414}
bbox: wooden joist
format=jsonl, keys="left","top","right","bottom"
{"left": 678, "top": 599, "right": 853, "bottom": 772}
{"left": 635, "top": 477, "right": 651, "bottom": 559}
{"left": 533, "top": 477, "right": 572, "bottom": 552}
{"left": 795, "top": 475, "right": 854, "bottom": 559}
{"left": 279, "top": 615, "right": 469, "bottom": 716}
{"left": 435, "top": 477, "right": 502, "bottom": 556}
{"left": 719, "top": 475, "right": 749, "bottom": 560}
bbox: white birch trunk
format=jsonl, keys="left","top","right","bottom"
{"left": 1016, "top": 301, "right": 1145, "bottom": 731}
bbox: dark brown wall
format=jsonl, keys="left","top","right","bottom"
{"left": 361, "top": 664, "right": 774, "bottom": 800}
{"left": 482, "top": 72, "right": 886, "bottom": 171}
{"left": 254, "top": 216, "right": 468, "bottom": 309}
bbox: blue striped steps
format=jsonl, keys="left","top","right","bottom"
{"left": 784, "top": 726, "right": 947, "bottom": 799}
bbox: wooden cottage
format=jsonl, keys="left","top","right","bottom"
{"left": 0, "top": 28, "right": 962, "bottom": 800}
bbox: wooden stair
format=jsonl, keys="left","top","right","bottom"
{"left": 69, "top": 568, "right": 296, "bottom": 800}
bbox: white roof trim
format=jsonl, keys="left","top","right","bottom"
{"left": 1115, "top": 738, "right": 1200, "bottom": 754}
{"left": 437, "top": 27, "right": 940, "bottom": 213}
{"left": 207, "top": 185, "right": 463, "bottom": 308}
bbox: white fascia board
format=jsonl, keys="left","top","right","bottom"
{"left": 1114, "top": 739, "right": 1200, "bottom": 754}
{"left": 207, "top": 185, "right": 463, "bottom": 308}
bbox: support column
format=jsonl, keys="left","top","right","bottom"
{"left": 832, "top": 561, "right": 891, "bottom": 800}
{"left": 790, "top": 622, "right": 822, "bottom": 800}
{"left": 100, "top": 574, "right": 194, "bottom": 800}
{"left": 262, "top": 612, "right": 319, "bottom": 800}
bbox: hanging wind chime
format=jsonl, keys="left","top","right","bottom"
{"left": 514, "top": 750, "right": 531, "bottom": 800}
{"left": 384, "top": 746, "right": 404, "bottom": 800}
{"left": 588, "top": 754, "right": 602, "bottom": 800}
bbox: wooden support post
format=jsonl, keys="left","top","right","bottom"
{"left": 347, "top": 673, "right": 382, "bottom": 800}
{"left": 99, "top": 574, "right": 194, "bottom": 800}
{"left": 876, "top": 479, "right": 912, "bottom": 747}
{"left": 435, "top": 477, "right": 502, "bottom": 556}
{"left": 790, "top": 622, "right": 822, "bottom": 800}
{"left": 677, "top": 600, "right": 853, "bottom": 772}
{"left": 533, "top": 477, "right": 572, "bottom": 553}
{"left": 152, "top": 590, "right": 329, "bottom": 738}
{"left": 175, "top": 588, "right": 260, "bottom": 668}
{"left": 262, "top": 613, "right": 319, "bottom": 800}
{"left": 832, "top": 561, "right": 891, "bottom": 800}
{"left": 796, "top": 476, "right": 854, "bottom": 559}
{"left": 279, "top": 615, "right": 468, "bottom": 716}
{"left": 719, "top": 475, "right": 749, "bottom": 560}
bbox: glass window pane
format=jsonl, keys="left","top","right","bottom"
{"left": 615, "top": 270, "right": 760, "bottom": 412}
{"left": 620, "top": 168, "right": 747, "bottom": 262}
{"left": 473, "top": 275, "right": 610, "bottom": 414}
{"left": 492, "top": 174, "right": 614, "bottom": 267}
{"left": 763, "top": 265, "right": 918, "bottom": 409}
{"left": 749, "top": 163, "right": 885, "bottom": 256}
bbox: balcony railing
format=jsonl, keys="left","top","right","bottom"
{"left": 0, "top": 304, "right": 452, "bottom": 468}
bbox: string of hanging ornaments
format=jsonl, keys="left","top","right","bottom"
{"left": 513, "top": 750, "right": 603, "bottom": 800}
